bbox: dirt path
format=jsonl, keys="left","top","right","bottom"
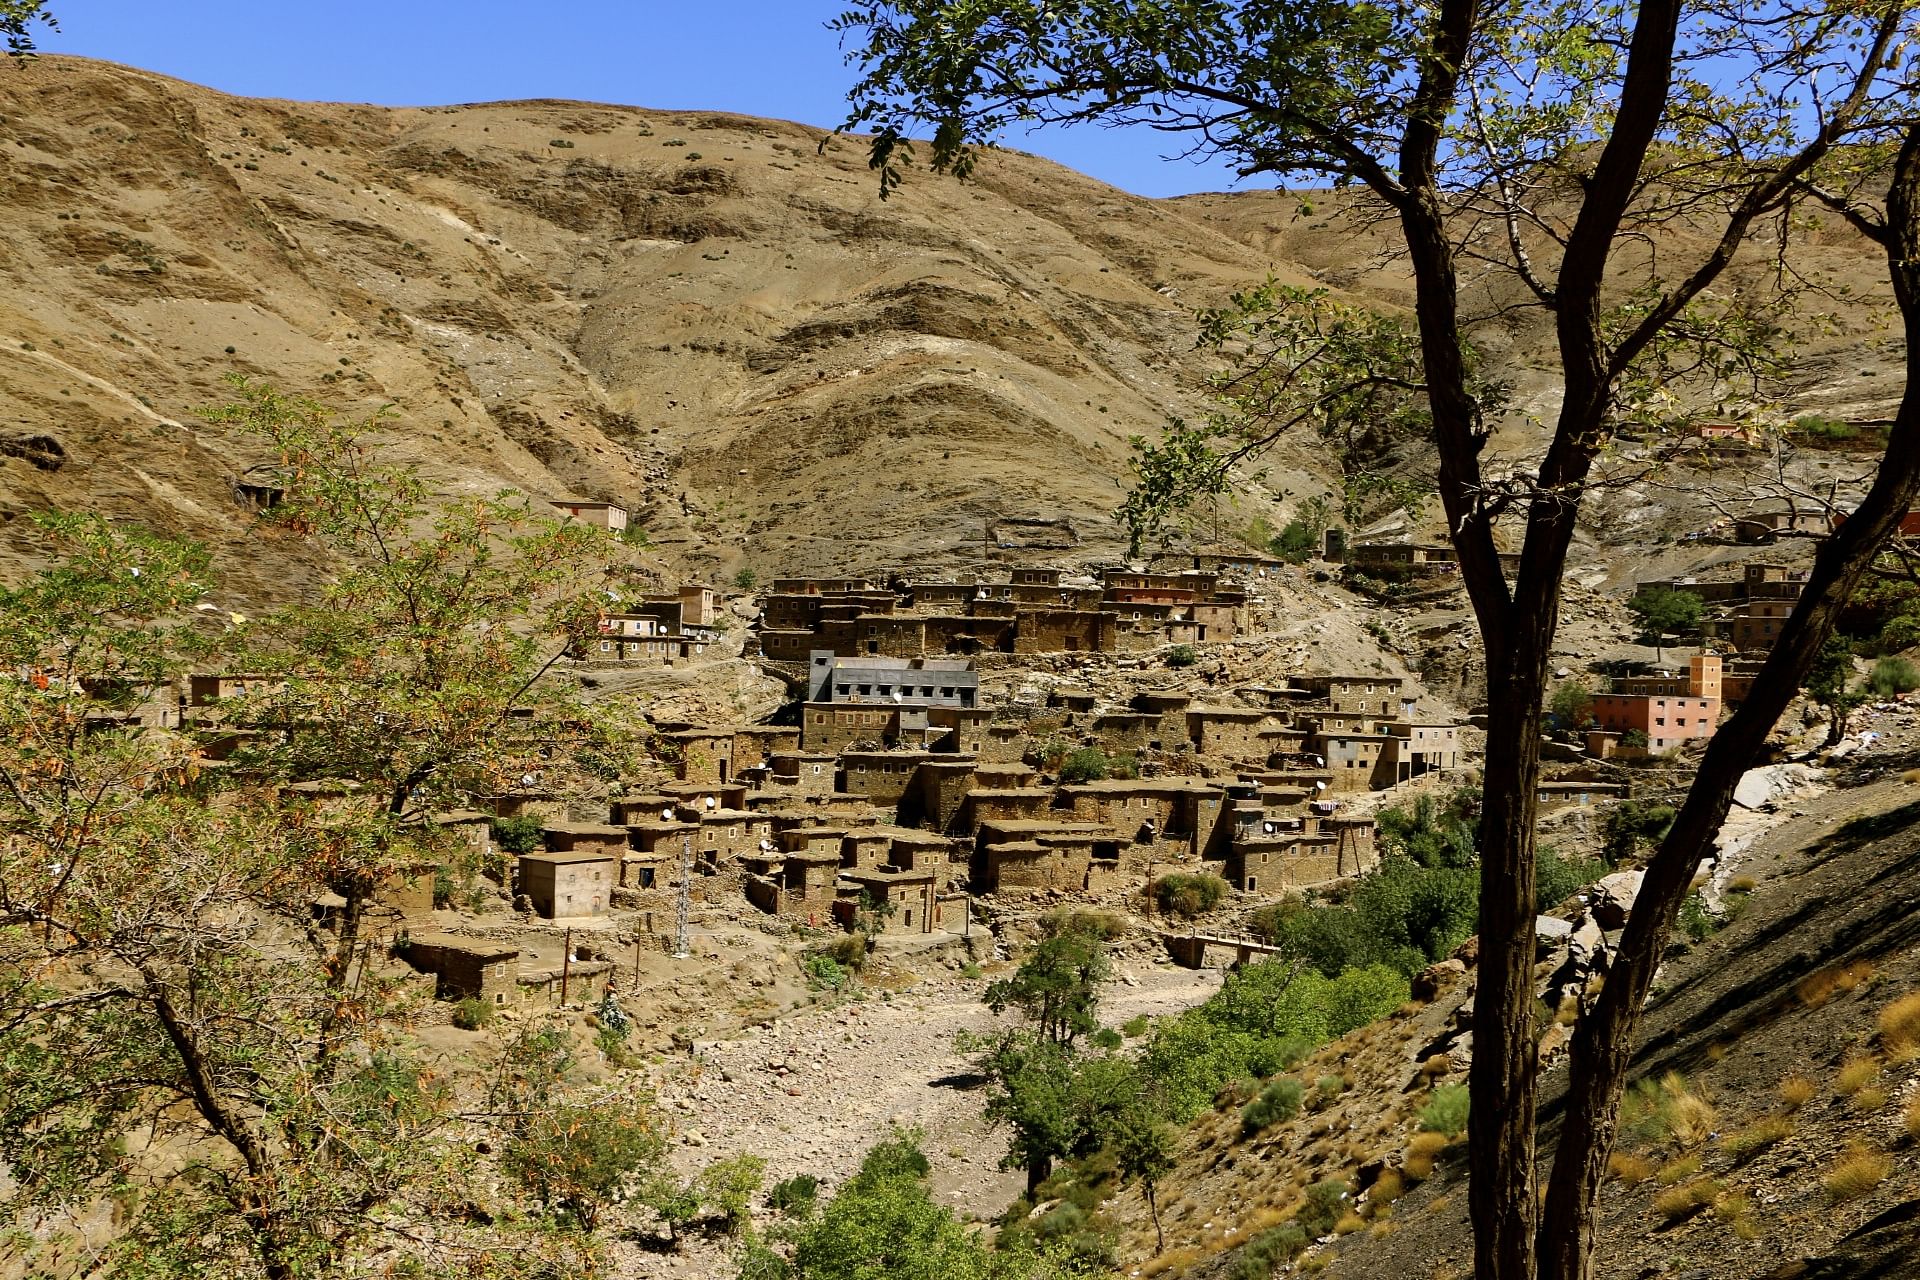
{"left": 617, "top": 959, "right": 1222, "bottom": 1277}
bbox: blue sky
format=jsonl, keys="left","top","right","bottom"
{"left": 36, "top": 1, "right": 1248, "bottom": 198}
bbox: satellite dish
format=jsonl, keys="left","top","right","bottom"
{"left": 705, "top": 796, "right": 717, "bottom": 810}
{"left": 1262, "top": 822, "right": 1274, "bottom": 834}
{"left": 1315, "top": 781, "right": 1327, "bottom": 791}
{"left": 661, "top": 808, "right": 674, "bottom": 822}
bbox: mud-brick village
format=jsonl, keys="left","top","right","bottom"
{"left": 6, "top": 11, "right": 1920, "bottom": 1280}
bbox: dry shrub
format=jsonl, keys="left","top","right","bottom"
{"left": 1656, "top": 1154, "right": 1702, "bottom": 1186}
{"left": 1622, "top": 1071, "right": 1716, "bottom": 1149}
{"left": 1834, "top": 1056, "right": 1881, "bottom": 1098}
{"left": 1420, "top": 1053, "right": 1452, "bottom": 1078}
{"left": 1608, "top": 1152, "right": 1656, "bottom": 1187}
{"left": 1779, "top": 1075, "right": 1819, "bottom": 1110}
{"left": 1140, "top": 1247, "right": 1201, "bottom": 1277}
{"left": 1797, "top": 968, "right": 1840, "bottom": 1008}
{"left": 1721, "top": 1115, "right": 1793, "bottom": 1162}
{"left": 1834, "top": 960, "right": 1876, "bottom": 993}
{"left": 1879, "top": 990, "right": 1920, "bottom": 1053}
{"left": 1823, "top": 1144, "right": 1892, "bottom": 1203}
{"left": 1652, "top": 1177, "right": 1720, "bottom": 1221}
{"left": 1556, "top": 996, "right": 1579, "bottom": 1027}
{"left": 1402, "top": 1150, "right": 1436, "bottom": 1182}
{"left": 1370, "top": 1168, "right": 1406, "bottom": 1205}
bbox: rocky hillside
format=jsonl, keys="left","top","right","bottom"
{"left": 0, "top": 56, "right": 1360, "bottom": 602}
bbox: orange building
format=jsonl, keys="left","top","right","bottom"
{"left": 1590, "top": 654, "right": 1722, "bottom": 753}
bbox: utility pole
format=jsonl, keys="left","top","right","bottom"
{"left": 560, "top": 927, "right": 573, "bottom": 1004}
{"left": 674, "top": 834, "right": 692, "bottom": 959}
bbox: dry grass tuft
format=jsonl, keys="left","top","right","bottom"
{"left": 1721, "top": 1115, "right": 1793, "bottom": 1162}
{"left": 1140, "top": 1247, "right": 1202, "bottom": 1277}
{"left": 1798, "top": 967, "right": 1841, "bottom": 1007}
{"left": 1420, "top": 1053, "right": 1452, "bottom": 1077}
{"left": 1555, "top": 996, "right": 1579, "bottom": 1027}
{"left": 1608, "top": 1152, "right": 1656, "bottom": 1187}
{"left": 1652, "top": 1177, "right": 1720, "bottom": 1221}
{"left": 1656, "top": 1154, "right": 1702, "bottom": 1186}
{"left": 1850, "top": 1086, "right": 1889, "bottom": 1114}
{"left": 1834, "top": 1056, "right": 1881, "bottom": 1098}
{"left": 1779, "top": 1075, "right": 1819, "bottom": 1110}
{"left": 1622, "top": 1070, "right": 1717, "bottom": 1149}
{"left": 1834, "top": 959, "right": 1876, "bottom": 994}
{"left": 1905, "top": 1095, "right": 1920, "bottom": 1143}
{"left": 1728, "top": 874, "right": 1759, "bottom": 893}
{"left": 1823, "top": 1144, "right": 1892, "bottom": 1203}
{"left": 1370, "top": 1168, "right": 1406, "bottom": 1205}
{"left": 1334, "top": 1212, "right": 1366, "bottom": 1235}
{"left": 1879, "top": 990, "right": 1920, "bottom": 1052}
{"left": 1370, "top": 1219, "right": 1399, "bottom": 1238}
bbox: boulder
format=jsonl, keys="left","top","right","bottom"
{"left": 1591, "top": 870, "right": 1644, "bottom": 930}
{"left": 1411, "top": 957, "right": 1468, "bottom": 1002}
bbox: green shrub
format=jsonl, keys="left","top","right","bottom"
{"left": 803, "top": 954, "right": 848, "bottom": 992}
{"left": 451, "top": 996, "right": 495, "bottom": 1030}
{"left": 1677, "top": 892, "right": 1715, "bottom": 942}
{"left": 1168, "top": 643, "right": 1198, "bottom": 668}
{"left": 1296, "top": 1177, "right": 1351, "bottom": 1237}
{"left": 1058, "top": 747, "right": 1114, "bottom": 783}
{"left": 1536, "top": 846, "right": 1608, "bottom": 912}
{"left": 770, "top": 1172, "right": 819, "bottom": 1217}
{"left": 1418, "top": 1083, "right": 1470, "bottom": 1136}
{"left": 1870, "top": 656, "right": 1919, "bottom": 696}
{"left": 1122, "top": 1014, "right": 1149, "bottom": 1038}
{"left": 1241, "top": 1077, "right": 1305, "bottom": 1134}
{"left": 1235, "top": 1223, "right": 1309, "bottom": 1278}
{"left": 491, "top": 813, "right": 545, "bottom": 855}
{"left": 1153, "top": 872, "right": 1229, "bottom": 918}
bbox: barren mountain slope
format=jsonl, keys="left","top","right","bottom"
{"left": 0, "top": 57, "right": 1350, "bottom": 601}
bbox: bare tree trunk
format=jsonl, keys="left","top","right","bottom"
{"left": 1536, "top": 121, "right": 1920, "bottom": 1280}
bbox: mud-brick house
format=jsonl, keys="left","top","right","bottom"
{"left": 663, "top": 728, "right": 737, "bottom": 783}
{"left": 685, "top": 808, "right": 768, "bottom": 864}
{"left": 488, "top": 790, "right": 570, "bottom": 823}
{"left": 1054, "top": 779, "right": 1231, "bottom": 859}
{"left": 543, "top": 822, "right": 630, "bottom": 859}
{"left": 840, "top": 866, "right": 939, "bottom": 934}
{"left": 1187, "top": 707, "right": 1279, "bottom": 761}
{"left": 399, "top": 933, "right": 522, "bottom": 1005}
{"left": 885, "top": 830, "right": 963, "bottom": 890}
{"left": 770, "top": 751, "right": 839, "bottom": 794}
{"left": 1224, "top": 830, "right": 1349, "bottom": 893}
{"left": 609, "top": 793, "right": 678, "bottom": 826}
{"left": 927, "top": 704, "right": 994, "bottom": 755}
{"left": 1313, "top": 731, "right": 1397, "bottom": 792}
{"left": 1014, "top": 607, "right": 1119, "bottom": 654}
{"left": 840, "top": 751, "right": 935, "bottom": 806}
{"left": 976, "top": 820, "right": 1107, "bottom": 894}
{"left": 744, "top": 850, "right": 841, "bottom": 923}
{"left": 902, "top": 758, "right": 980, "bottom": 833}
{"left": 959, "top": 788, "right": 1056, "bottom": 831}
{"left": 841, "top": 827, "right": 897, "bottom": 872}
{"left": 1089, "top": 712, "right": 1161, "bottom": 753}
{"left": 518, "top": 849, "right": 615, "bottom": 918}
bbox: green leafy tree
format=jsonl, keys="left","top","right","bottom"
{"left": 836, "top": 12, "right": 1920, "bottom": 1279}
{"left": 1807, "top": 633, "right": 1864, "bottom": 746}
{"left": 983, "top": 920, "right": 1109, "bottom": 1050}
{"left": 1549, "top": 680, "right": 1596, "bottom": 730}
{"left": 2, "top": 0, "right": 54, "bottom": 56}
{"left": 784, "top": 1130, "right": 1064, "bottom": 1280}
{"left": 1625, "top": 587, "right": 1705, "bottom": 662}
{"left": 1270, "top": 519, "right": 1318, "bottom": 563}
{"left": 506, "top": 1091, "right": 669, "bottom": 1231}
{"left": 1111, "top": 1107, "right": 1176, "bottom": 1254}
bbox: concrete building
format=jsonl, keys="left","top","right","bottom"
{"left": 549, "top": 499, "right": 629, "bottom": 533}
{"left": 1591, "top": 654, "right": 1722, "bottom": 753}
